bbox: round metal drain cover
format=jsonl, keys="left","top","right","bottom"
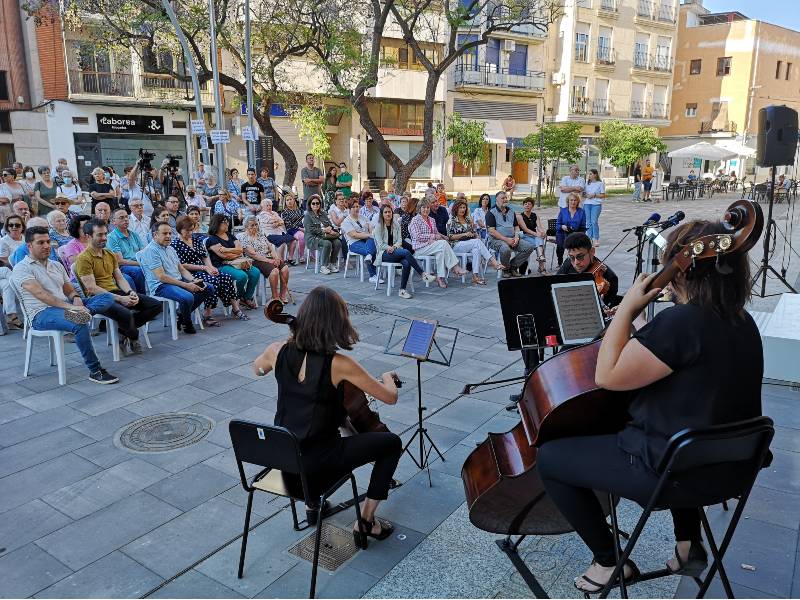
{"left": 115, "top": 413, "right": 213, "bottom": 453}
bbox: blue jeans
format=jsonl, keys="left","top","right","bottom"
{"left": 633, "top": 181, "right": 642, "bottom": 201}
{"left": 220, "top": 265, "right": 259, "bottom": 300}
{"left": 381, "top": 247, "right": 423, "bottom": 289}
{"left": 585, "top": 204, "right": 602, "bottom": 241}
{"left": 154, "top": 283, "right": 215, "bottom": 322}
{"left": 121, "top": 265, "right": 146, "bottom": 294}
{"left": 31, "top": 293, "right": 116, "bottom": 373}
{"left": 348, "top": 239, "right": 377, "bottom": 277}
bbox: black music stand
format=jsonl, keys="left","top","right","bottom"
{"left": 385, "top": 318, "right": 458, "bottom": 486}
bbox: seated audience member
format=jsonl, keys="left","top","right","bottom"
{"left": 11, "top": 225, "right": 118, "bottom": 383}
{"left": 205, "top": 214, "right": 260, "bottom": 309}
{"left": 486, "top": 190, "right": 533, "bottom": 277}
{"left": 0, "top": 215, "right": 25, "bottom": 329}
{"left": 555, "top": 192, "right": 587, "bottom": 267}
{"left": 257, "top": 199, "right": 297, "bottom": 259}
{"left": 342, "top": 200, "right": 383, "bottom": 284}
{"left": 59, "top": 214, "right": 92, "bottom": 270}
{"left": 472, "top": 193, "right": 492, "bottom": 240}
{"left": 94, "top": 201, "right": 112, "bottom": 226}
{"left": 185, "top": 205, "right": 207, "bottom": 234}
{"left": 516, "top": 197, "right": 548, "bottom": 274}
{"left": 173, "top": 215, "right": 244, "bottom": 324}
{"left": 75, "top": 218, "right": 162, "bottom": 355}
{"left": 128, "top": 198, "right": 151, "bottom": 242}
{"left": 303, "top": 194, "right": 341, "bottom": 274}
{"left": 52, "top": 195, "right": 76, "bottom": 228}
{"left": 164, "top": 195, "right": 184, "bottom": 232}
{"left": 360, "top": 192, "right": 380, "bottom": 224}
{"left": 140, "top": 221, "right": 215, "bottom": 334}
{"left": 429, "top": 196, "right": 450, "bottom": 235}
{"left": 447, "top": 199, "right": 505, "bottom": 285}
{"left": 409, "top": 199, "right": 466, "bottom": 288}
{"left": 281, "top": 194, "right": 305, "bottom": 263}
{"left": 398, "top": 196, "right": 417, "bottom": 251}
{"left": 237, "top": 215, "right": 291, "bottom": 303}
{"left": 557, "top": 232, "right": 618, "bottom": 307}
{"left": 328, "top": 192, "right": 348, "bottom": 229}
{"left": 12, "top": 200, "right": 30, "bottom": 223}
{"left": 374, "top": 204, "right": 434, "bottom": 298}
{"left": 107, "top": 209, "right": 147, "bottom": 294}
{"left": 201, "top": 175, "right": 222, "bottom": 208}
{"left": 185, "top": 186, "right": 206, "bottom": 213}
{"left": 150, "top": 207, "right": 171, "bottom": 237}
{"left": 214, "top": 190, "right": 243, "bottom": 228}
{"left": 47, "top": 209, "right": 72, "bottom": 248}
{"left": 10, "top": 217, "right": 59, "bottom": 266}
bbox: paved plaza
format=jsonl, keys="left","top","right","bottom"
{"left": 0, "top": 192, "right": 798, "bottom": 598}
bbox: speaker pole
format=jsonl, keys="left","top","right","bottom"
{"left": 752, "top": 168, "right": 798, "bottom": 297}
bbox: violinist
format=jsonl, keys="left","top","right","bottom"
{"left": 556, "top": 232, "right": 619, "bottom": 306}
{"left": 253, "top": 286, "right": 402, "bottom": 545}
{"left": 537, "top": 219, "right": 763, "bottom": 593}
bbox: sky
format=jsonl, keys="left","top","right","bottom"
{"left": 702, "top": 0, "right": 800, "bottom": 31}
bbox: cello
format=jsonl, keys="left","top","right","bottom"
{"left": 461, "top": 200, "right": 764, "bottom": 535}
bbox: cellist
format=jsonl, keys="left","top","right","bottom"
{"left": 557, "top": 232, "right": 620, "bottom": 307}
{"left": 537, "top": 220, "right": 764, "bottom": 593}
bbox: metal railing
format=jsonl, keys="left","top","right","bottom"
{"left": 575, "top": 43, "right": 589, "bottom": 63}
{"left": 632, "top": 52, "right": 673, "bottom": 72}
{"left": 637, "top": 1, "right": 675, "bottom": 22}
{"left": 600, "top": 0, "right": 618, "bottom": 11}
{"left": 700, "top": 120, "right": 737, "bottom": 134}
{"left": 569, "top": 96, "right": 614, "bottom": 116}
{"left": 69, "top": 70, "right": 134, "bottom": 96}
{"left": 592, "top": 97, "right": 612, "bottom": 115}
{"left": 631, "top": 100, "right": 647, "bottom": 118}
{"left": 453, "top": 63, "right": 546, "bottom": 91}
{"left": 596, "top": 46, "right": 616, "bottom": 65}
{"left": 650, "top": 102, "right": 669, "bottom": 119}
{"left": 141, "top": 73, "right": 213, "bottom": 102}
{"left": 637, "top": 1, "right": 653, "bottom": 17}
{"left": 657, "top": 3, "right": 676, "bottom": 22}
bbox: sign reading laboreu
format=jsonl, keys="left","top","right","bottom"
{"left": 96, "top": 114, "right": 164, "bottom": 134}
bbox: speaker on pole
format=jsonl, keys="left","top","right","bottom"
{"left": 756, "top": 105, "right": 799, "bottom": 167}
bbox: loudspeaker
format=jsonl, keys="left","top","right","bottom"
{"left": 756, "top": 105, "right": 798, "bottom": 167}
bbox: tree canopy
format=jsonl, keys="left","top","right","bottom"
{"left": 596, "top": 120, "right": 666, "bottom": 174}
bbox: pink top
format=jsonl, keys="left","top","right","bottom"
{"left": 59, "top": 238, "right": 85, "bottom": 270}
{"left": 408, "top": 215, "right": 439, "bottom": 250}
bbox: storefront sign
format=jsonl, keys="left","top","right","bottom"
{"left": 97, "top": 114, "right": 164, "bottom": 134}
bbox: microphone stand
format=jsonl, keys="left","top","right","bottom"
{"left": 624, "top": 225, "right": 648, "bottom": 281}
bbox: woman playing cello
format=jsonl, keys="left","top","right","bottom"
{"left": 538, "top": 219, "right": 764, "bottom": 593}
{"left": 253, "top": 286, "right": 402, "bottom": 547}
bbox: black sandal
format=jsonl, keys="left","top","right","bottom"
{"left": 666, "top": 542, "right": 708, "bottom": 577}
{"left": 574, "top": 559, "right": 640, "bottom": 595}
{"left": 353, "top": 517, "right": 394, "bottom": 549}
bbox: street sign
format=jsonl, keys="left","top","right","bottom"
{"left": 97, "top": 114, "right": 164, "bottom": 134}
{"left": 242, "top": 125, "right": 256, "bottom": 142}
{"left": 190, "top": 119, "right": 206, "bottom": 135}
{"left": 241, "top": 104, "right": 248, "bottom": 116}
{"left": 210, "top": 129, "right": 230, "bottom": 144}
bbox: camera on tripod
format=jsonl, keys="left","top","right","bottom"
{"left": 165, "top": 154, "right": 182, "bottom": 171}
{"left": 137, "top": 148, "right": 156, "bottom": 171}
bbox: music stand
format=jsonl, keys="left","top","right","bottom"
{"left": 385, "top": 318, "right": 459, "bottom": 486}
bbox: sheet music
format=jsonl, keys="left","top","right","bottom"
{"left": 551, "top": 282, "right": 604, "bottom": 343}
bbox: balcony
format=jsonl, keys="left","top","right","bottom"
{"left": 631, "top": 100, "right": 647, "bottom": 118}
{"left": 632, "top": 52, "right": 673, "bottom": 73}
{"left": 141, "top": 73, "right": 213, "bottom": 103}
{"left": 69, "top": 70, "right": 134, "bottom": 97}
{"left": 592, "top": 98, "right": 612, "bottom": 116}
{"left": 636, "top": 1, "right": 677, "bottom": 26}
{"left": 651, "top": 102, "right": 669, "bottom": 119}
{"left": 599, "top": 0, "right": 618, "bottom": 10}
{"left": 68, "top": 69, "right": 213, "bottom": 103}
{"left": 628, "top": 101, "right": 670, "bottom": 120}
{"left": 453, "top": 64, "right": 545, "bottom": 93}
{"left": 569, "top": 96, "right": 614, "bottom": 116}
{"left": 700, "top": 120, "right": 737, "bottom": 134}
{"left": 595, "top": 46, "right": 616, "bottom": 66}
{"left": 574, "top": 43, "right": 590, "bottom": 63}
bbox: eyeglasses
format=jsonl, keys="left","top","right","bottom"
{"left": 569, "top": 253, "right": 588, "bottom": 263}
{"left": 310, "top": 201, "right": 320, "bottom": 205}
{"left": 8, "top": 223, "right": 22, "bottom": 229}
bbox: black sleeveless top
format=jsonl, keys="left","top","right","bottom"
{"left": 521, "top": 211, "right": 537, "bottom": 232}
{"left": 274, "top": 342, "right": 344, "bottom": 448}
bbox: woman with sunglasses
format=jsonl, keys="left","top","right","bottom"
{"left": 303, "top": 194, "right": 341, "bottom": 275}
{"left": 0, "top": 215, "right": 24, "bottom": 329}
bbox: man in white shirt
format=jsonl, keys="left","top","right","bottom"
{"left": 558, "top": 164, "right": 585, "bottom": 209}
{"left": 128, "top": 199, "right": 150, "bottom": 243}
{"left": 341, "top": 201, "right": 383, "bottom": 284}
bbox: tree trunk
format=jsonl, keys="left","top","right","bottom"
{"left": 253, "top": 106, "right": 297, "bottom": 188}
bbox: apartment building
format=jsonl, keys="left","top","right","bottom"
{"left": 661, "top": 0, "right": 800, "bottom": 179}
{"left": 546, "top": 0, "right": 678, "bottom": 175}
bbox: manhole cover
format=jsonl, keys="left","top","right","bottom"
{"left": 288, "top": 523, "right": 359, "bottom": 571}
{"left": 115, "top": 413, "right": 213, "bottom": 453}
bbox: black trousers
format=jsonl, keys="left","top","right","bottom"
{"left": 301, "top": 432, "right": 402, "bottom": 502}
{"left": 538, "top": 434, "right": 701, "bottom": 567}
{"left": 98, "top": 291, "right": 163, "bottom": 341}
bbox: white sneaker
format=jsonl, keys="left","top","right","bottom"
{"left": 330, "top": 265, "right": 340, "bottom": 273}
{"left": 368, "top": 275, "right": 385, "bottom": 284}
{"left": 398, "top": 289, "right": 412, "bottom": 299}
{"left": 422, "top": 272, "right": 437, "bottom": 284}
{"left": 364, "top": 255, "right": 373, "bottom": 263}
{"left": 320, "top": 265, "right": 331, "bottom": 275}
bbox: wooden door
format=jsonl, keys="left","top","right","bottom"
{"left": 512, "top": 161, "right": 528, "bottom": 184}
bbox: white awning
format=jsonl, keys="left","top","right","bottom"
{"left": 479, "top": 120, "right": 507, "bottom": 145}
{"left": 667, "top": 142, "right": 738, "bottom": 160}
{"left": 715, "top": 139, "right": 756, "bottom": 157}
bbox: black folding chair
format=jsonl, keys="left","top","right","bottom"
{"left": 229, "top": 420, "right": 366, "bottom": 599}
{"left": 597, "top": 417, "right": 774, "bottom": 599}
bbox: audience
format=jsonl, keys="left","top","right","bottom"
{"left": 185, "top": 205, "right": 206, "bottom": 234}
{"left": 409, "top": 199, "right": 466, "bottom": 288}
{"left": 89, "top": 167, "right": 119, "bottom": 213}
{"left": 342, "top": 200, "right": 383, "bottom": 284}
{"left": 57, "top": 170, "right": 83, "bottom": 214}
{"left": 238, "top": 215, "right": 291, "bottom": 303}
{"left": 1, "top": 215, "right": 25, "bottom": 266}
{"left": 447, "top": 199, "right": 505, "bottom": 284}
{"left": 214, "top": 190, "right": 243, "bottom": 228}
{"left": 94, "top": 201, "right": 112, "bottom": 225}
{"left": 128, "top": 198, "right": 150, "bottom": 242}
{"left": 139, "top": 221, "right": 215, "bottom": 334}
{"left": 281, "top": 194, "right": 305, "bottom": 262}
{"left": 10, "top": 217, "right": 57, "bottom": 266}
{"left": 257, "top": 166, "right": 276, "bottom": 209}
{"left": 472, "top": 193, "right": 491, "bottom": 240}
{"left": 11, "top": 225, "right": 119, "bottom": 383}
{"left": 107, "top": 209, "right": 147, "bottom": 293}
{"left": 257, "top": 199, "right": 297, "bottom": 262}
{"left": 398, "top": 196, "right": 417, "bottom": 251}
{"left": 303, "top": 194, "right": 341, "bottom": 275}
{"left": 164, "top": 196, "right": 184, "bottom": 233}
{"left": 74, "top": 218, "right": 162, "bottom": 355}
{"left": 328, "top": 192, "right": 348, "bottom": 229}
{"left": 555, "top": 192, "right": 587, "bottom": 267}
{"left": 47, "top": 210, "right": 71, "bottom": 248}
{"left": 205, "top": 214, "right": 260, "bottom": 309}
{"left": 150, "top": 207, "right": 171, "bottom": 237}
{"left": 486, "top": 191, "right": 533, "bottom": 277}
{"left": 12, "top": 200, "right": 30, "bottom": 223}
{"left": 516, "top": 198, "right": 548, "bottom": 274}
{"left": 59, "top": 214, "right": 91, "bottom": 270}
{"left": 374, "top": 204, "right": 433, "bottom": 298}
{"left": 240, "top": 167, "right": 265, "bottom": 215}
{"left": 429, "top": 195, "right": 450, "bottom": 235}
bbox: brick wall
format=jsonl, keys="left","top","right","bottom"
{"left": 0, "top": 0, "right": 32, "bottom": 110}
{"left": 34, "top": 7, "right": 68, "bottom": 101}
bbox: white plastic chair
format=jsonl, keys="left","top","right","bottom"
{"left": 415, "top": 255, "right": 434, "bottom": 287}
{"left": 453, "top": 252, "right": 470, "bottom": 285}
{"left": 343, "top": 251, "right": 365, "bottom": 282}
{"left": 13, "top": 284, "right": 68, "bottom": 385}
{"left": 375, "top": 262, "right": 415, "bottom": 296}
{"left": 304, "top": 248, "right": 321, "bottom": 274}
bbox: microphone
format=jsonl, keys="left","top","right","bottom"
{"left": 659, "top": 211, "right": 685, "bottom": 230}
{"left": 643, "top": 213, "right": 661, "bottom": 227}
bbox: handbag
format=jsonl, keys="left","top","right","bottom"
{"left": 224, "top": 256, "right": 252, "bottom": 270}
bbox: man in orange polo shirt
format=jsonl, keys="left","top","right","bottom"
{"left": 642, "top": 159, "right": 655, "bottom": 202}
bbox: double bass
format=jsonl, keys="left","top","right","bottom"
{"left": 461, "top": 200, "right": 764, "bottom": 535}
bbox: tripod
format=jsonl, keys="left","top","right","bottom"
{"left": 751, "top": 168, "right": 798, "bottom": 297}
{"left": 402, "top": 357, "right": 445, "bottom": 487}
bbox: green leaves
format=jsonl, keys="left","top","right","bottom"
{"left": 596, "top": 120, "right": 666, "bottom": 170}
{"left": 441, "top": 113, "right": 487, "bottom": 169}
{"left": 287, "top": 103, "right": 333, "bottom": 160}
{"left": 514, "top": 122, "right": 582, "bottom": 166}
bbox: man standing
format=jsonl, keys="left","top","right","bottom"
{"left": 240, "top": 167, "right": 265, "bottom": 214}
{"left": 301, "top": 154, "right": 324, "bottom": 206}
{"left": 558, "top": 164, "right": 585, "bottom": 209}
{"left": 139, "top": 222, "right": 214, "bottom": 334}
{"left": 257, "top": 166, "right": 276, "bottom": 209}
{"left": 164, "top": 196, "right": 184, "bottom": 233}
{"left": 75, "top": 219, "right": 162, "bottom": 356}
{"left": 193, "top": 162, "right": 207, "bottom": 183}
{"left": 486, "top": 191, "right": 533, "bottom": 277}
{"left": 11, "top": 225, "right": 119, "bottom": 384}
{"left": 336, "top": 162, "right": 352, "bottom": 198}
{"left": 642, "top": 159, "right": 655, "bottom": 202}
{"left": 107, "top": 209, "right": 147, "bottom": 293}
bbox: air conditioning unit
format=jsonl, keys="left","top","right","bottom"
{"left": 552, "top": 72, "right": 566, "bottom": 85}
{"left": 503, "top": 40, "right": 516, "bottom": 53}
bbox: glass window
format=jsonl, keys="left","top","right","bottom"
{"left": 685, "top": 103, "right": 697, "bottom": 117}
{"left": 0, "top": 71, "right": 7, "bottom": 101}
{"left": 486, "top": 39, "right": 500, "bottom": 68}
{"left": 690, "top": 59, "right": 701, "bottom": 75}
{"left": 0, "top": 111, "right": 10, "bottom": 133}
{"left": 509, "top": 43, "right": 528, "bottom": 74}
{"left": 453, "top": 144, "right": 494, "bottom": 177}
{"left": 787, "top": 63, "right": 793, "bottom": 81}
{"left": 716, "top": 56, "right": 731, "bottom": 76}
{"left": 776, "top": 60, "right": 783, "bottom": 79}
{"left": 398, "top": 47, "right": 409, "bottom": 68}
{"left": 457, "top": 34, "right": 479, "bottom": 68}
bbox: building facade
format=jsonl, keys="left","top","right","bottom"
{"left": 661, "top": 0, "right": 800, "bottom": 179}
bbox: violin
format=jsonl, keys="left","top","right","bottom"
{"left": 587, "top": 259, "right": 610, "bottom": 297}
{"left": 264, "top": 299, "right": 395, "bottom": 434}
{"left": 460, "top": 200, "right": 764, "bottom": 535}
